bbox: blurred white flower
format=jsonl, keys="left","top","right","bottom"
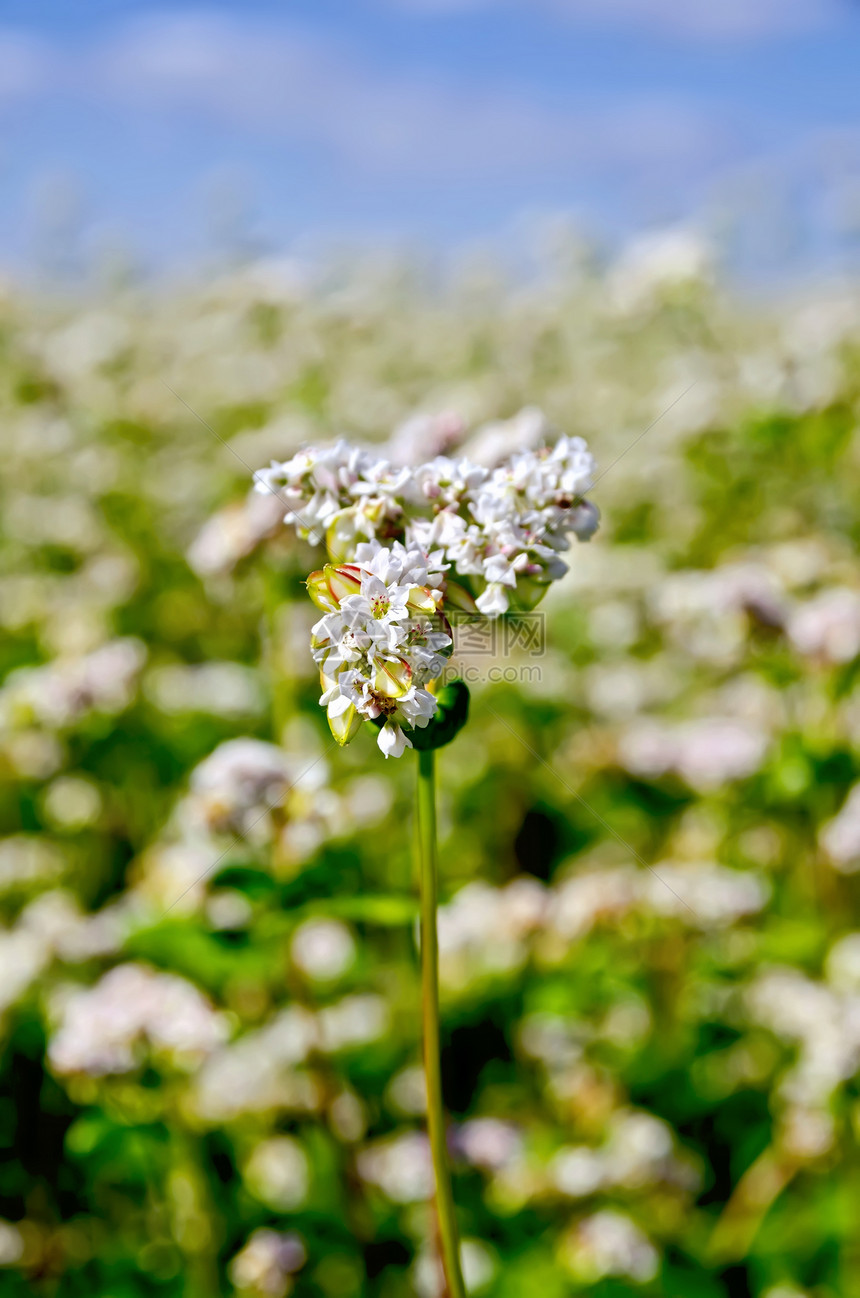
{"left": 820, "top": 783, "right": 860, "bottom": 873}
{"left": 386, "top": 1065, "right": 427, "bottom": 1116}
{"left": 229, "top": 1229, "right": 306, "bottom": 1298}
{"left": 188, "top": 489, "right": 286, "bottom": 577}
{"left": 41, "top": 776, "right": 102, "bottom": 831}
{"left": 328, "top": 1089, "right": 367, "bottom": 1142}
{"left": 607, "top": 226, "right": 713, "bottom": 315}
{"left": 48, "top": 963, "right": 228, "bottom": 1076}
{"left": 0, "top": 1220, "right": 24, "bottom": 1267}
{"left": 0, "top": 927, "right": 49, "bottom": 1015}
{"left": 145, "top": 661, "right": 264, "bottom": 718}
{"left": 748, "top": 966, "right": 860, "bottom": 1115}
{"left": 619, "top": 716, "right": 769, "bottom": 790}
{"left": 357, "top": 1131, "right": 434, "bottom": 1202}
{"left": 0, "top": 836, "right": 65, "bottom": 892}
{"left": 244, "top": 1136, "right": 309, "bottom": 1211}
{"left": 186, "top": 737, "right": 298, "bottom": 837}
{"left": 550, "top": 1110, "right": 696, "bottom": 1199}
{"left": 461, "top": 406, "right": 550, "bottom": 468}
{"left": 456, "top": 1118, "right": 523, "bottom": 1172}
{"left": 550, "top": 862, "right": 768, "bottom": 935}
{"left": 291, "top": 918, "right": 356, "bottom": 982}
{"left": 0, "top": 639, "right": 146, "bottom": 730}
{"left": 388, "top": 410, "right": 466, "bottom": 465}
{"left": 826, "top": 932, "right": 860, "bottom": 990}
{"left": 317, "top": 994, "right": 390, "bottom": 1051}
{"left": 414, "top": 1238, "right": 496, "bottom": 1296}
{"left": 787, "top": 588, "right": 860, "bottom": 664}
{"left": 560, "top": 1209, "right": 659, "bottom": 1283}
{"left": 192, "top": 1006, "right": 319, "bottom": 1122}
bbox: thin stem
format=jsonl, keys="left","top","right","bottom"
{"left": 416, "top": 748, "right": 466, "bottom": 1298}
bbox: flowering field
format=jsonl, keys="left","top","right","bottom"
{"left": 2, "top": 237, "right": 860, "bottom": 1298}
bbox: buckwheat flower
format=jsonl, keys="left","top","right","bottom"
{"left": 455, "top": 1118, "right": 523, "bottom": 1172}
{"left": 291, "top": 918, "right": 356, "bottom": 982}
{"left": 0, "top": 638, "right": 146, "bottom": 730}
{"left": 820, "top": 782, "right": 860, "bottom": 873}
{"left": 462, "top": 436, "right": 599, "bottom": 614}
{"left": 560, "top": 1210, "right": 659, "bottom": 1284}
{"left": 409, "top": 456, "right": 489, "bottom": 509}
{"left": 187, "top": 489, "right": 285, "bottom": 577}
{"left": 253, "top": 421, "right": 598, "bottom": 620}
{"left": 244, "top": 1136, "right": 309, "bottom": 1211}
{"left": 229, "top": 1229, "right": 306, "bottom": 1298}
{"left": 191, "top": 1006, "right": 319, "bottom": 1121}
{"left": 48, "top": 963, "right": 228, "bottom": 1076}
{"left": 414, "top": 1239, "right": 496, "bottom": 1297}
{"left": 306, "top": 543, "right": 452, "bottom": 757}
{"left": 254, "top": 440, "right": 407, "bottom": 549}
{"left": 253, "top": 440, "right": 367, "bottom": 544}
{"left": 357, "top": 1131, "right": 434, "bottom": 1203}
{"left": 388, "top": 410, "right": 466, "bottom": 465}
{"left": 787, "top": 587, "right": 860, "bottom": 664}
{"left": 0, "top": 1219, "right": 24, "bottom": 1267}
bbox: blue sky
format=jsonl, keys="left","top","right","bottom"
{"left": 2, "top": 0, "right": 860, "bottom": 275}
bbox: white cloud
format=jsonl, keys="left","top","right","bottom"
{"left": 384, "top": 0, "right": 843, "bottom": 42}
{"left": 0, "top": 30, "right": 56, "bottom": 100}
{"left": 63, "top": 11, "right": 733, "bottom": 184}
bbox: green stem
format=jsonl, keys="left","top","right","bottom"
{"left": 416, "top": 748, "right": 466, "bottom": 1298}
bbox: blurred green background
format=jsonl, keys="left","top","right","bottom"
{"left": 2, "top": 244, "right": 860, "bottom": 1298}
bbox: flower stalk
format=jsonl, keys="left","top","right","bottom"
{"left": 416, "top": 748, "right": 466, "bottom": 1298}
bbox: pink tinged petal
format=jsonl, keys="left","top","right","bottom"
{"left": 373, "top": 657, "right": 413, "bottom": 698}
{"left": 325, "top": 564, "right": 363, "bottom": 605}
{"left": 377, "top": 721, "right": 411, "bottom": 758}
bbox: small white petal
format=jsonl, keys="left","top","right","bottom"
{"left": 377, "top": 722, "right": 411, "bottom": 759}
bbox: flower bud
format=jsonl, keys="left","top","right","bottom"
{"left": 306, "top": 564, "right": 364, "bottom": 611}
{"left": 373, "top": 657, "right": 413, "bottom": 699}
{"left": 405, "top": 585, "right": 440, "bottom": 615}
{"left": 320, "top": 669, "right": 363, "bottom": 746}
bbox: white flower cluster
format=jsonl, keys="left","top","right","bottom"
{"left": 433, "top": 863, "right": 768, "bottom": 989}
{"left": 747, "top": 963, "right": 860, "bottom": 1115}
{"left": 191, "top": 996, "right": 389, "bottom": 1122}
{"left": 549, "top": 1110, "right": 698, "bottom": 1199}
{"left": 254, "top": 425, "right": 598, "bottom": 756}
{"left": 254, "top": 423, "right": 598, "bottom": 618}
{"left": 0, "top": 639, "right": 146, "bottom": 731}
{"left": 48, "top": 963, "right": 228, "bottom": 1076}
{"left": 618, "top": 716, "right": 770, "bottom": 791}
{"left": 560, "top": 1209, "right": 659, "bottom": 1284}
{"left": 307, "top": 540, "right": 453, "bottom": 757}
